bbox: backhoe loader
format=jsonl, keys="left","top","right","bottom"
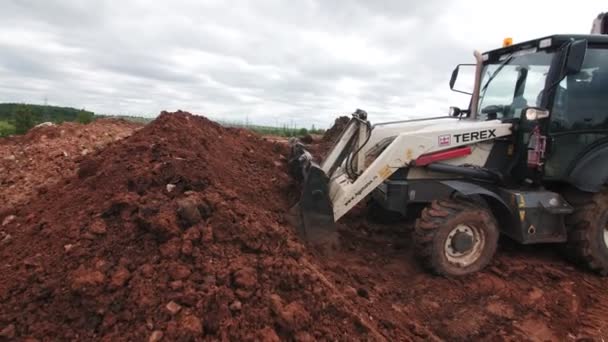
{"left": 290, "top": 12, "right": 608, "bottom": 276}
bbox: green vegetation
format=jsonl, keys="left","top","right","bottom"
{"left": 0, "top": 103, "right": 95, "bottom": 136}
{"left": 95, "top": 114, "right": 154, "bottom": 124}
{"left": 219, "top": 121, "right": 325, "bottom": 137}
{"left": 77, "top": 110, "right": 94, "bottom": 124}
{"left": 0, "top": 103, "right": 323, "bottom": 138}
{"left": 0, "top": 121, "right": 15, "bottom": 137}
{"left": 14, "top": 106, "right": 35, "bottom": 134}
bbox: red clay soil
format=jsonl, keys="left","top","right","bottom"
{"left": 2, "top": 111, "right": 608, "bottom": 341}
{"left": 302, "top": 116, "right": 350, "bottom": 163}
{"left": 0, "top": 112, "right": 407, "bottom": 341}
{"left": 322, "top": 116, "right": 349, "bottom": 143}
{"left": 325, "top": 205, "right": 608, "bottom": 341}
{"left": 0, "top": 119, "right": 140, "bottom": 216}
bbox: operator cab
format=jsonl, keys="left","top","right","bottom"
{"left": 477, "top": 34, "right": 608, "bottom": 120}
{"left": 451, "top": 34, "right": 608, "bottom": 188}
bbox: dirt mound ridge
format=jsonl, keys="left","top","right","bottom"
{"left": 0, "top": 111, "right": 396, "bottom": 341}
{"left": 322, "top": 116, "right": 349, "bottom": 143}
{"left": 0, "top": 119, "right": 140, "bottom": 215}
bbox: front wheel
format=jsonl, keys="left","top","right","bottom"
{"left": 414, "top": 199, "right": 499, "bottom": 276}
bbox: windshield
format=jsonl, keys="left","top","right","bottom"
{"left": 477, "top": 50, "right": 554, "bottom": 120}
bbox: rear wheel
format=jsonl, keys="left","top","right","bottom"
{"left": 414, "top": 199, "right": 499, "bottom": 276}
{"left": 566, "top": 190, "right": 608, "bottom": 275}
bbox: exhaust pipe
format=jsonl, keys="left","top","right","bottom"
{"left": 592, "top": 12, "right": 608, "bottom": 34}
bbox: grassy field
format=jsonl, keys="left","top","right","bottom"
{"left": 0, "top": 120, "right": 15, "bottom": 137}
{"left": 219, "top": 121, "right": 325, "bottom": 137}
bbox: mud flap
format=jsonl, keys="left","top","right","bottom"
{"left": 289, "top": 163, "right": 339, "bottom": 252}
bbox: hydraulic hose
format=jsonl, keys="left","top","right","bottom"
{"left": 345, "top": 118, "right": 372, "bottom": 179}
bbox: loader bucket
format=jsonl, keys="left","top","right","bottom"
{"left": 288, "top": 141, "right": 339, "bottom": 251}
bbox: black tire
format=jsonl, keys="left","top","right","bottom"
{"left": 566, "top": 190, "right": 608, "bottom": 276}
{"left": 414, "top": 199, "right": 499, "bottom": 276}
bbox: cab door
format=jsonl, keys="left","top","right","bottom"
{"left": 544, "top": 47, "right": 608, "bottom": 180}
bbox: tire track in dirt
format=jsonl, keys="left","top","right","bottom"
{"left": 578, "top": 277, "right": 608, "bottom": 338}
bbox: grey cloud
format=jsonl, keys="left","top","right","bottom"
{"left": 0, "top": 0, "right": 483, "bottom": 127}
{"left": 0, "top": 45, "right": 66, "bottom": 79}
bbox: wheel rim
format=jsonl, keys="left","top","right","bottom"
{"left": 444, "top": 224, "right": 486, "bottom": 267}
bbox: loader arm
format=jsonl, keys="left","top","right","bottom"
{"left": 326, "top": 119, "right": 513, "bottom": 220}
{"left": 289, "top": 111, "right": 511, "bottom": 248}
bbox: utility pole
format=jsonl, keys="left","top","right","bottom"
{"left": 43, "top": 96, "right": 49, "bottom": 122}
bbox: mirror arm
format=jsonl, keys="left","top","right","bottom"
{"left": 452, "top": 89, "right": 473, "bottom": 95}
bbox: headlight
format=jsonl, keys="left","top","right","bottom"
{"left": 525, "top": 107, "right": 550, "bottom": 121}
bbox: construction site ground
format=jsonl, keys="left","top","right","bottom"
{"left": 0, "top": 112, "right": 606, "bottom": 341}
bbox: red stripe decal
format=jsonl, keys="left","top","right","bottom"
{"left": 414, "top": 146, "right": 472, "bottom": 166}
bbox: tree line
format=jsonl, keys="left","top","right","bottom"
{"left": 0, "top": 103, "right": 95, "bottom": 137}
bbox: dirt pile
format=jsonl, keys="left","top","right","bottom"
{"left": 322, "top": 116, "right": 349, "bottom": 143}
{"left": 0, "top": 112, "right": 405, "bottom": 341}
{"left": 0, "top": 119, "right": 140, "bottom": 215}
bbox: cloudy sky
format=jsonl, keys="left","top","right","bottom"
{"left": 0, "top": 1, "right": 604, "bottom": 127}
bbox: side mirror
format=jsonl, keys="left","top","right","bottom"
{"left": 524, "top": 107, "right": 550, "bottom": 121}
{"left": 449, "top": 64, "right": 475, "bottom": 95}
{"left": 565, "top": 39, "right": 587, "bottom": 75}
{"left": 449, "top": 67, "right": 459, "bottom": 89}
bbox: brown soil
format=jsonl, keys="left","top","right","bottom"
{"left": 300, "top": 116, "right": 351, "bottom": 163}
{"left": 322, "top": 116, "right": 350, "bottom": 143}
{"left": 0, "top": 119, "right": 141, "bottom": 216}
{"left": 329, "top": 205, "right": 608, "bottom": 340}
{"left": 0, "top": 112, "right": 405, "bottom": 341}
{"left": 1, "top": 111, "right": 607, "bottom": 341}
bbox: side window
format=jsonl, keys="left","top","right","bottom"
{"left": 478, "top": 63, "right": 550, "bottom": 120}
{"left": 551, "top": 48, "right": 608, "bottom": 131}
{"left": 546, "top": 48, "right": 608, "bottom": 179}
{"left": 478, "top": 65, "right": 518, "bottom": 119}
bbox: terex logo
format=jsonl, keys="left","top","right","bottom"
{"left": 454, "top": 129, "right": 496, "bottom": 143}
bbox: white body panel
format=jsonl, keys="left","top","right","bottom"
{"left": 325, "top": 117, "right": 512, "bottom": 220}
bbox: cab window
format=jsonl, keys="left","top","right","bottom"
{"left": 545, "top": 48, "right": 608, "bottom": 178}
{"left": 551, "top": 48, "right": 608, "bottom": 131}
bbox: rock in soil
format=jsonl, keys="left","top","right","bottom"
{"left": 109, "top": 267, "right": 131, "bottom": 288}
{"left": 70, "top": 267, "right": 105, "bottom": 295}
{"left": 167, "top": 262, "right": 191, "bottom": 280}
{"left": 2, "top": 215, "right": 16, "bottom": 226}
{"left": 148, "top": 330, "right": 163, "bottom": 342}
{"left": 89, "top": 219, "right": 107, "bottom": 235}
{"left": 176, "top": 197, "right": 202, "bottom": 226}
{"left": 165, "top": 301, "right": 182, "bottom": 315}
{"left": 0, "top": 324, "right": 15, "bottom": 338}
{"left": 180, "top": 315, "right": 203, "bottom": 335}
